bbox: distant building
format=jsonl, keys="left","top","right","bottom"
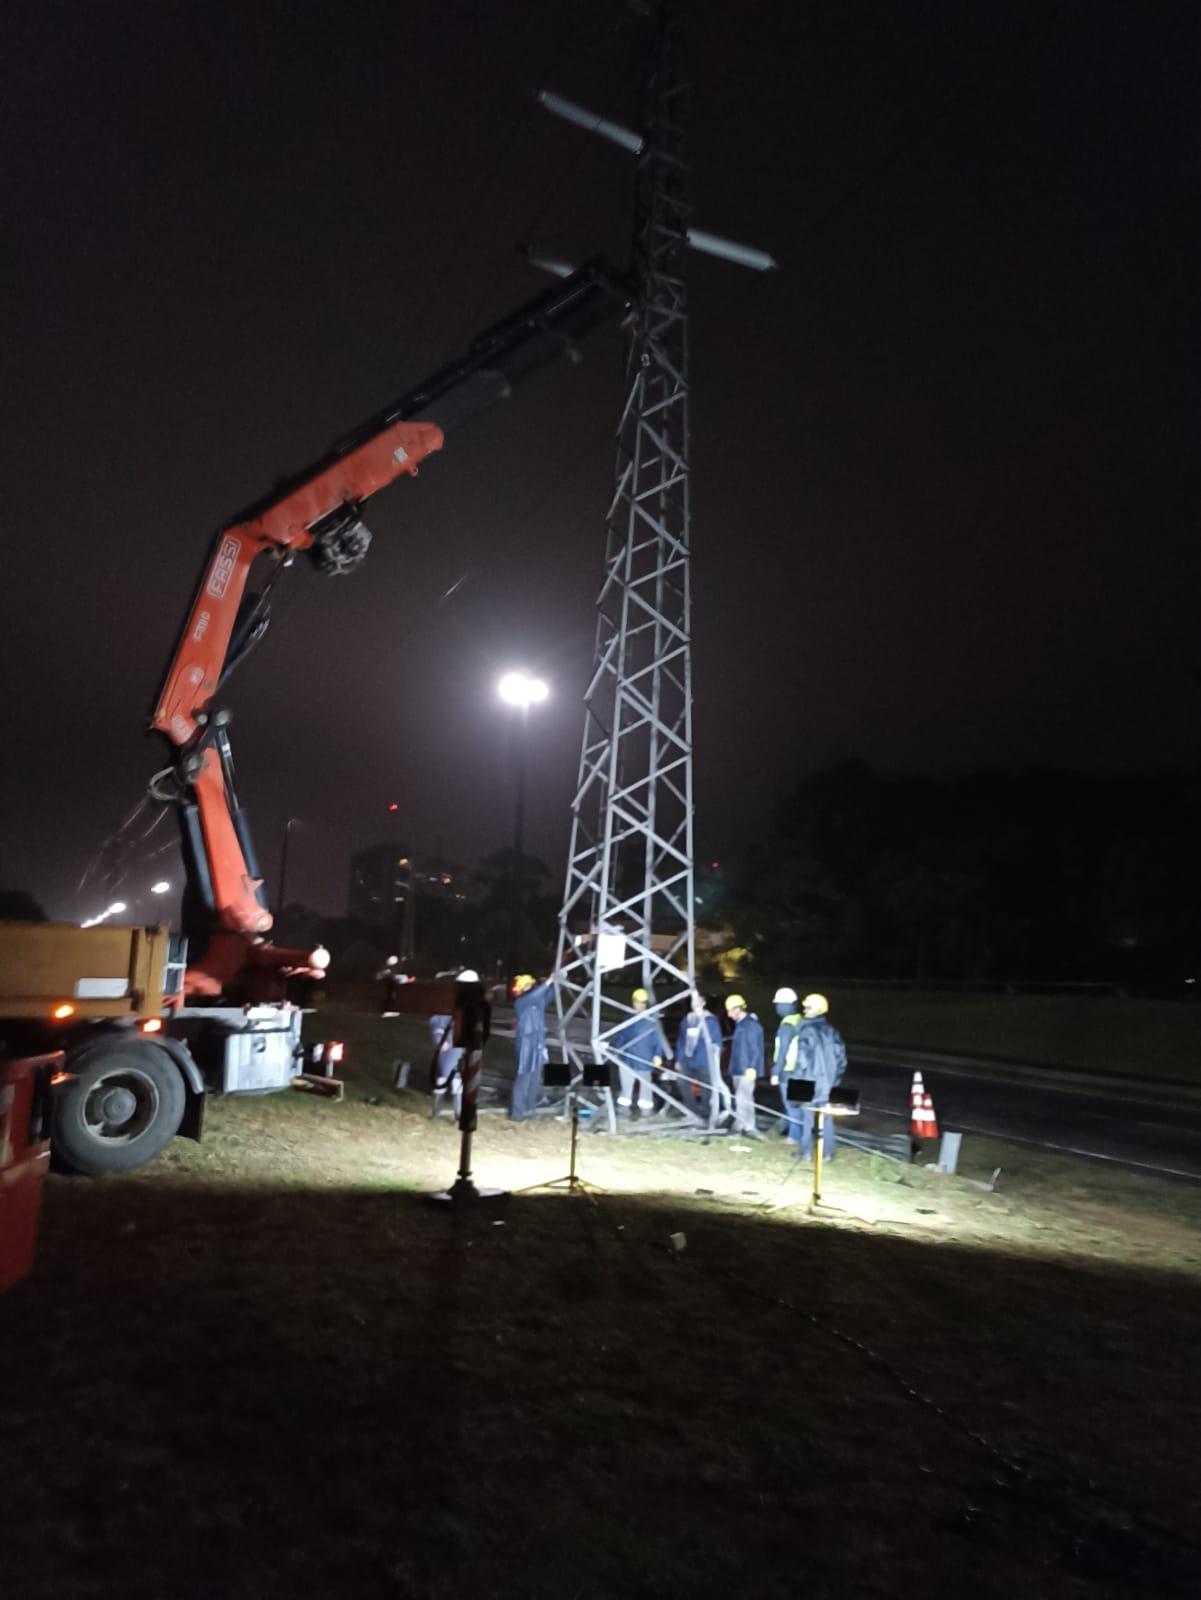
{"left": 348, "top": 843, "right": 414, "bottom": 932}
{"left": 347, "top": 842, "right": 469, "bottom": 959}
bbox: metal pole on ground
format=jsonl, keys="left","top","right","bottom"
{"left": 430, "top": 979, "right": 507, "bottom": 1206}
{"left": 513, "top": 1062, "right": 609, "bottom": 1198}
{"left": 807, "top": 1092, "right": 862, "bottom": 1211}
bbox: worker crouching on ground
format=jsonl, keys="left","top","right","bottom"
{"left": 509, "top": 972, "right": 557, "bottom": 1122}
{"left": 612, "top": 987, "right": 666, "bottom": 1115}
{"left": 428, "top": 1012, "right": 463, "bottom": 1116}
{"left": 793, "top": 993, "right": 848, "bottom": 1162}
{"left": 724, "top": 994, "right": 764, "bottom": 1135}
{"left": 675, "top": 992, "right": 727, "bottom": 1125}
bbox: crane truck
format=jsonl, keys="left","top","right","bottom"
{"left": 0, "top": 259, "right": 630, "bottom": 1177}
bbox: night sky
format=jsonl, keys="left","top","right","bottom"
{"left": 2, "top": 0, "right": 1196, "bottom": 923}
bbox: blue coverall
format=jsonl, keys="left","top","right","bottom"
{"left": 612, "top": 1011, "right": 666, "bottom": 1111}
{"left": 510, "top": 980, "right": 555, "bottom": 1121}
{"left": 675, "top": 1011, "right": 725, "bottom": 1123}
{"left": 794, "top": 1016, "right": 848, "bottom": 1159}
{"left": 773, "top": 1010, "right": 804, "bottom": 1143}
{"left": 428, "top": 1014, "right": 462, "bottom": 1088}
{"left": 728, "top": 1012, "right": 765, "bottom": 1132}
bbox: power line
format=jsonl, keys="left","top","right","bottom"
{"left": 389, "top": 100, "right": 534, "bottom": 380}
{"left": 449, "top": 122, "right": 604, "bottom": 353}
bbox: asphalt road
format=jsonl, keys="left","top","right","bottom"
{"left": 501, "top": 1007, "right": 1201, "bottom": 1184}
{"left": 844, "top": 1047, "right": 1201, "bottom": 1185}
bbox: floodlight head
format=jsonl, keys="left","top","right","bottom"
{"left": 498, "top": 669, "right": 550, "bottom": 708}
{"left": 108, "top": 901, "right": 127, "bottom": 916}
{"left": 785, "top": 1077, "right": 817, "bottom": 1104}
{"left": 150, "top": 880, "right": 171, "bottom": 895}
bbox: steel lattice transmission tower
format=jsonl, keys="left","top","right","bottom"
{"left": 540, "top": 3, "right": 774, "bottom": 1095}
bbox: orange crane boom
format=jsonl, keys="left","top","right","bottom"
{"left": 147, "top": 257, "right": 631, "bottom": 1000}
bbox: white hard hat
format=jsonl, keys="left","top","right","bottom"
{"left": 773, "top": 986, "right": 798, "bottom": 1005}
{"left": 457, "top": 968, "right": 480, "bottom": 982}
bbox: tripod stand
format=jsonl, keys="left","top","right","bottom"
{"left": 515, "top": 1073, "right": 607, "bottom": 1200}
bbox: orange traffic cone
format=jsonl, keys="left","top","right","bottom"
{"left": 909, "top": 1070, "right": 924, "bottom": 1114}
{"left": 911, "top": 1091, "right": 939, "bottom": 1140}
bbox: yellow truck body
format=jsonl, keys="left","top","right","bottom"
{"left": 0, "top": 922, "right": 176, "bottom": 1021}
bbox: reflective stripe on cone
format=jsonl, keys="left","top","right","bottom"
{"left": 911, "top": 1091, "right": 939, "bottom": 1140}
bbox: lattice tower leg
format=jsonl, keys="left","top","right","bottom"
{"left": 555, "top": 3, "right": 696, "bottom": 1101}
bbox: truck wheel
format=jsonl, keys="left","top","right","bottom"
{"left": 53, "top": 1039, "right": 186, "bottom": 1176}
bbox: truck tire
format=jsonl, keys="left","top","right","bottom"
{"left": 52, "top": 1038, "right": 186, "bottom": 1176}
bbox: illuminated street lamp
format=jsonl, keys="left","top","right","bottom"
{"left": 497, "top": 670, "right": 549, "bottom": 709}
{"left": 80, "top": 900, "right": 127, "bottom": 929}
{"left": 150, "top": 880, "right": 171, "bottom": 896}
{"left": 496, "top": 669, "right": 550, "bottom": 985}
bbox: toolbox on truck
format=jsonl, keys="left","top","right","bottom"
{"left": 0, "top": 1051, "right": 56, "bottom": 1293}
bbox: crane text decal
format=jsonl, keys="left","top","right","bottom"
{"left": 206, "top": 536, "right": 241, "bottom": 600}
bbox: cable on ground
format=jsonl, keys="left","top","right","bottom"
{"left": 555, "top": 1171, "right": 1199, "bottom": 1591}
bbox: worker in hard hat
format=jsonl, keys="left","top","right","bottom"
{"left": 612, "top": 987, "right": 668, "bottom": 1115}
{"left": 724, "top": 994, "right": 765, "bottom": 1135}
{"left": 793, "top": 993, "right": 848, "bottom": 1162}
{"left": 674, "top": 992, "right": 728, "bottom": 1126}
{"left": 509, "top": 971, "right": 557, "bottom": 1121}
{"left": 376, "top": 954, "right": 401, "bottom": 1016}
{"left": 770, "top": 986, "right": 805, "bottom": 1146}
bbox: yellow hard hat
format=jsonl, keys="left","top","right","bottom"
{"left": 724, "top": 994, "right": 747, "bottom": 1013}
{"left": 512, "top": 974, "right": 536, "bottom": 995}
{"left": 802, "top": 992, "right": 829, "bottom": 1017}
{"left": 632, "top": 987, "right": 649, "bottom": 1004}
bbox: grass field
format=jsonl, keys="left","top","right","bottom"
{"left": 724, "top": 982, "right": 1201, "bottom": 1087}
{"left": 3, "top": 1006, "right": 1200, "bottom": 1598}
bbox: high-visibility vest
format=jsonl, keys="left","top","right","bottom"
{"left": 773, "top": 1013, "right": 802, "bottom": 1072}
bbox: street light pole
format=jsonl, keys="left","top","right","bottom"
{"left": 497, "top": 670, "right": 549, "bottom": 988}
{"left": 276, "top": 817, "right": 297, "bottom": 919}
{"left": 509, "top": 704, "right": 528, "bottom": 988}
